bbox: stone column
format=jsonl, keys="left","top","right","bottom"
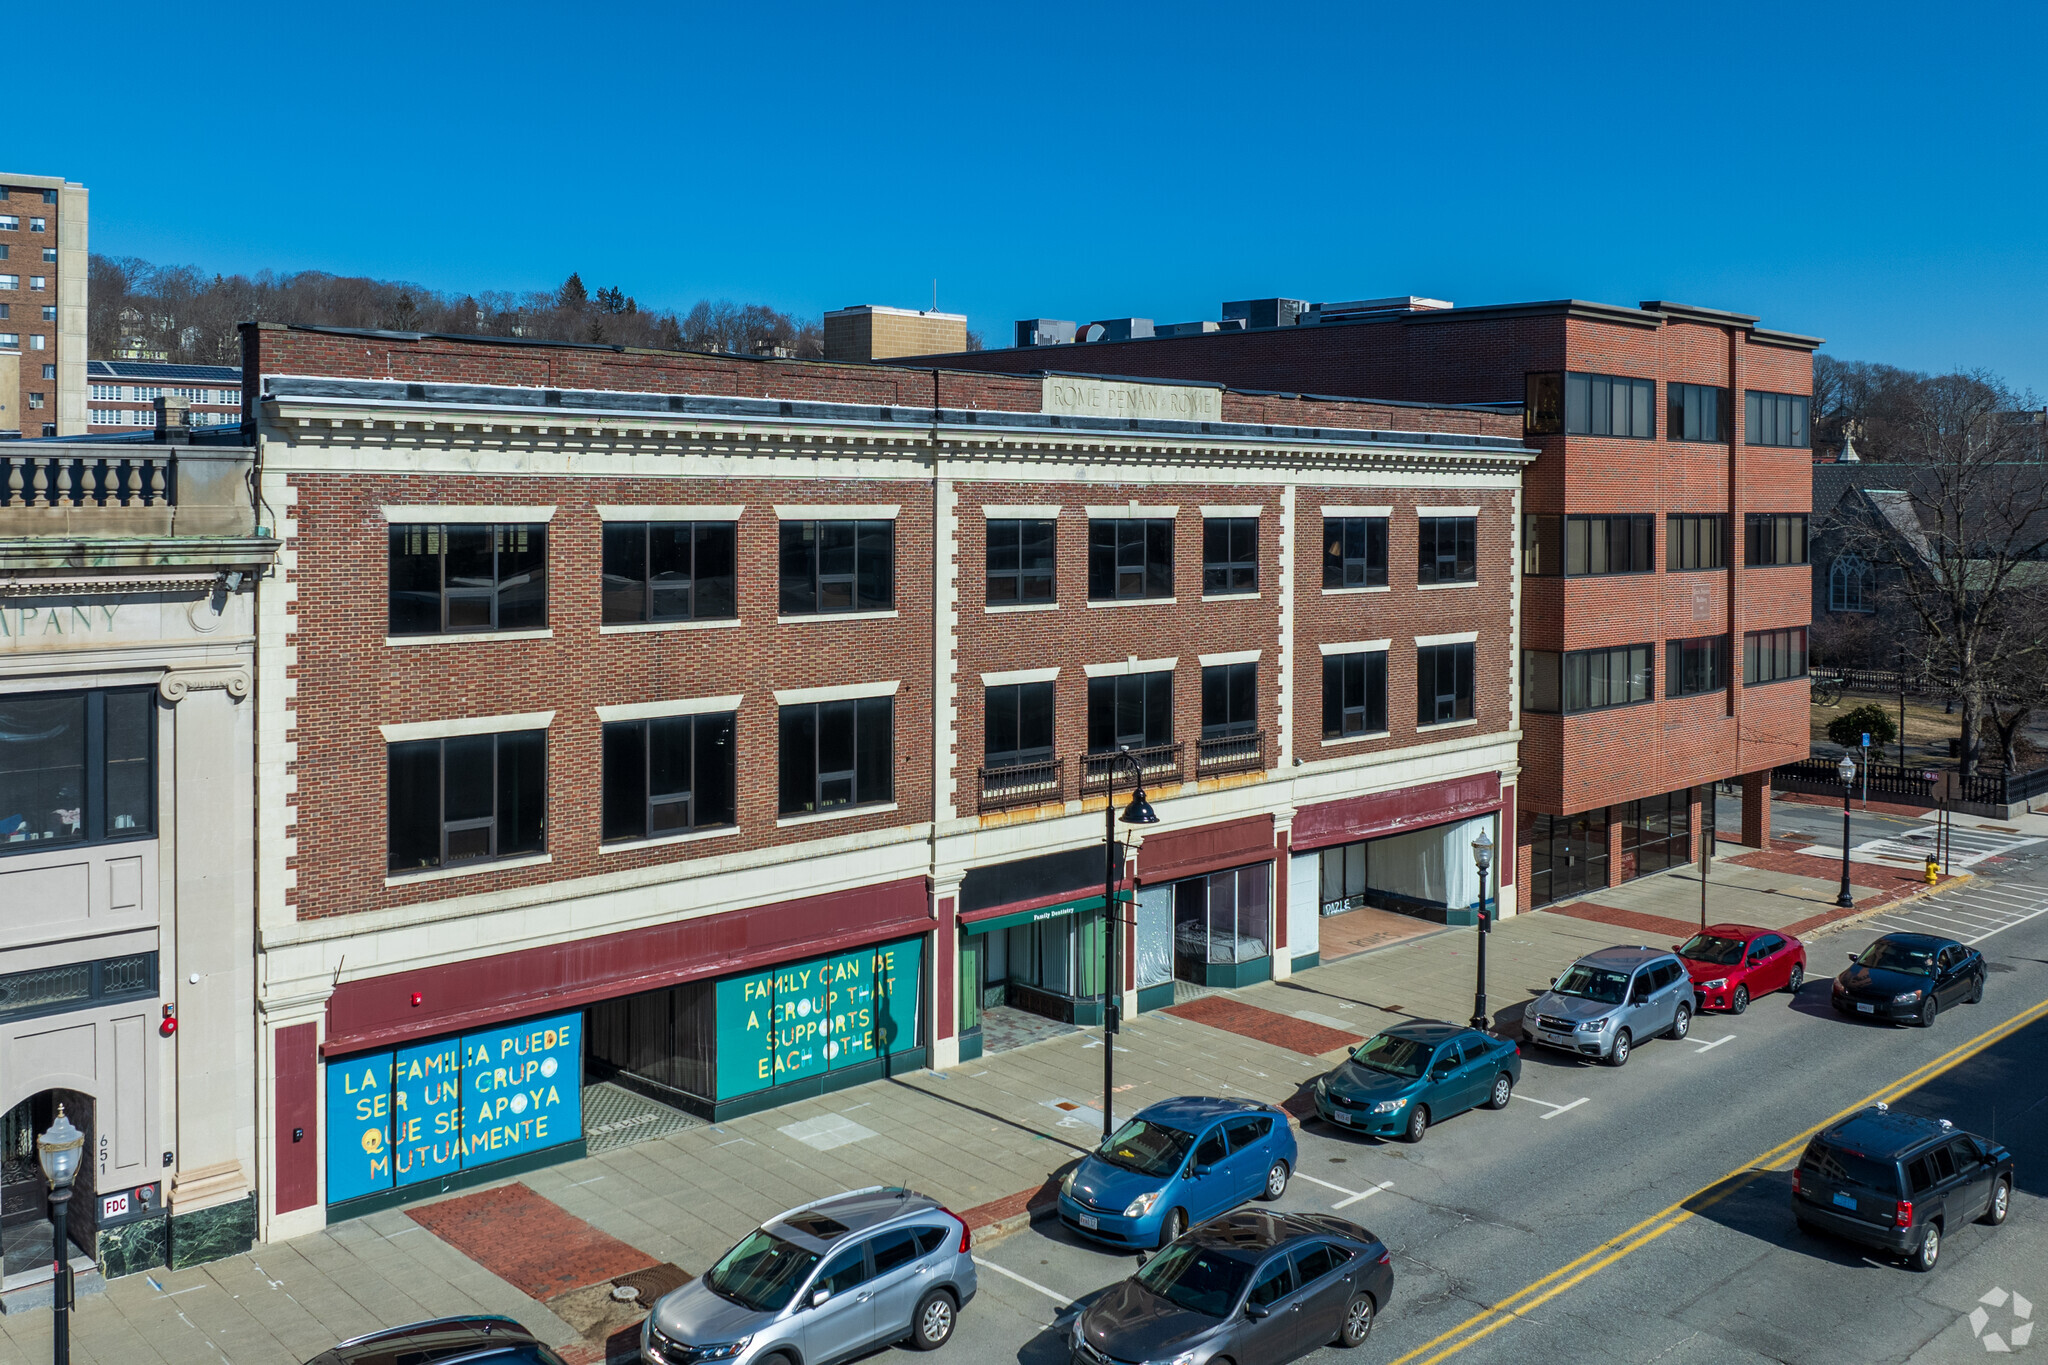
{"left": 1606, "top": 808, "right": 1626, "bottom": 888}
{"left": 1741, "top": 770, "right": 1772, "bottom": 849}
{"left": 1688, "top": 790, "right": 1706, "bottom": 864}
{"left": 928, "top": 878, "right": 961, "bottom": 1071}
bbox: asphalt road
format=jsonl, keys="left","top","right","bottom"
{"left": 934, "top": 833, "right": 2048, "bottom": 1365}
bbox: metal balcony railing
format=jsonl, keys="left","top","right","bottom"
{"left": 977, "top": 757, "right": 1064, "bottom": 812}
{"left": 1081, "top": 742, "right": 1183, "bottom": 791}
{"left": 1196, "top": 729, "right": 1266, "bottom": 776}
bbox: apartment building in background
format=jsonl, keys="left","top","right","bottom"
{"left": 0, "top": 172, "right": 88, "bottom": 438}
{"left": 235, "top": 322, "right": 1531, "bottom": 1240}
{"left": 89, "top": 361, "right": 244, "bottom": 433}
{"left": 893, "top": 293, "right": 1820, "bottom": 907}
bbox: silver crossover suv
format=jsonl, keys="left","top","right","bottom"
{"left": 642, "top": 1186, "right": 977, "bottom": 1365}
{"left": 1521, "top": 945, "right": 1694, "bottom": 1065}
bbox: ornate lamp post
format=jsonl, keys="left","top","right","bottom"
{"left": 1102, "top": 748, "right": 1158, "bottom": 1142}
{"left": 1836, "top": 753, "right": 1858, "bottom": 909}
{"left": 1469, "top": 828, "right": 1495, "bottom": 1032}
{"left": 37, "top": 1105, "right": 85, "bottom": 1365}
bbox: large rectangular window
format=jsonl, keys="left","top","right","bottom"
{"left": 1745, "top": 513, "right": 1809, "bottom": 566}
{"left": 1087, "top": 672, "right": 1173, "bottom": 751}
{"left": 1322, "top": 652, "right": 1387, "bottom": 737}
{"left": 0, "top": 688, "right": 155, "bottom": 853}
{"left": 1088, "top": 519, "right": 1174, "bottom": 600}
{"left": 601, "top": 521, "right": 737, "bottom": 624}
{"left": 1528, "top": 809, "right": 1610, "bottom": 908}
{"left": 777, "top": 697, "right": 893, "bottom": 814}
{"left": 1745, "top": 390, "right": 1810, "bottom": 448}
{"left": 1565, "top": 515, "right": 1654, "bottom": 575}
{"left": 1417, "top": 643, "right": 1476, "bottom": 726}
{"left": 1418, "top": 516, "right": 1477, "bottom": 584}
{"left": 600, "top": 713, "right": 736, "bottom": 842}
{"left": 1200, "top": 662, "right": 1256, "bottom": 737}
{"left": 1564, "top": 372, "right": 1655, "bottom": 438}
{"left": 1667, "top": 636, "right": 1728, "bottom": 697}
{"left": 1562, "top": 644, "right": 1652, "bottom": 713}
{"left": 1667, "top": 383, "right": 1731, "bottom": 443}
{"left": 1743, "top": 627, "right": 1809, "bottom": 685}
{"left": 1322, "top": 516, "right": 1388, "bottom": 588}
{"left": 388, "top": 523, "right": 548, "bottom": 635}
{"left": 778, "top": 520, "right": 894, "bottom": 614}
{"left": 1667, "top": 514, "right": 1727, "bottom": 570}
{"left": 986, "top": 519, "right": 1056, "bottom": 605}
{"left": 1202, "top": 518, "right": 1258, "bottom": 596}
{"left": 1522, "top": 514, "right": 1562, "bottom": 576}
{"left": 387, "top": 730, "right": 546, "bottom": 872}
{"left": 984, "top": 682, "right": 1055, "bottom": 765}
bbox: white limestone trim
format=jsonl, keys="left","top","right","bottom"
{"left": 1200, "top": 505, "right": 1264, "bottom": 518}
{"left": 1416, "top": 717, "right": 1480, "bottom": 732}
{"left": 1321, "top": 731, "right": 1392, "bottom": 747}
{"left": 985, "top": 602, "right": 1061, "bottom": 615}
{"left": 980, "top": 667, "right": 1060, "bottom": 686}
{"left": 1320, "top": 505, "right": 1393, "bottom": 519}
{"left": 934, "top": 477, "right": 960, "bottom": 823}
{"left": 594, "top": 695, "right": 742, "bottom": 723}
{"left": 1276, "top": 484, "right": 1296, "bottom": 769}
{"left": 379, "top": 505, "right": 556, "bottom": 523}
{"left": 1415, "top": 631, "right": 1480, "bottom": 646}
{"left": 777, "top": 802, "right": 901, "bottom": 828}
{"left": 1319, "top": 639, "right": 1391, "bottom": 656}
{"left": 1198, "top": 650, "right": 1262, "bottom": 667}
{"left": 1087, "top": 597, "right": 1177, "bottom": 609}
{"left": 1202, "top": 591, "right": 1263, "bottom": 601}
{"left": 598, "top": 619, "right": 744, "bottom": 635}
{"left": 774, "top": 504, "right": 900, "bottom": 520}
{"left": 773, "top": 680, "right": 901, "bottom": 705}
{"left": 1417, "top": 580, "right": 1481, "bottom": 591}
{"left": 1322, "top": 585, "right": 1391, "bottom": 596}
{"left": 384, "top": 852, "right": 552, "bottom": 887}
{"left": 776, "top": 610, "right": 900, "bottom": 624}
{"left": 1085, "top": 504, "right": 1178, "bottom": 519}
{"left": 379, "top": 710, "right": 555, "bottom": 742}
{"left": 598, "top": 825, "right": 744, "bottom": 855}
{"left": 596, "top": 504, "right": 744, "bottom": 522}
{"left": 1083, "top": 656, "right": 1177, "bottom": 678}
{"left": 981, "top": 504, "right": 1062, "bottom": 520}
{"left": 387, "top": 629, "right": 554, "bottom": 646}
{"left": 1418, "top": 506, "right": 1480, "bottom": 518}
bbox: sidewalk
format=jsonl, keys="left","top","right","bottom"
{"left": 0, "top": 800, "right": 2008, "bottom": 1365}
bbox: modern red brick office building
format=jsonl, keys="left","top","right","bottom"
{"left": 241, "top": 326, "right": 1533, "bottom": 1238}
{"left": 898, "top": 296, "right": 1820, "bottom": 907}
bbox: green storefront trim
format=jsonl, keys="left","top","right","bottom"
{"left": 1135, "top": 981, "right": 1176, "bottom": 1015}
{"left": 960, "top": 889, "right": 1132, "bottom": 939}
{"left": 327, "top": 1138, "right": 590, "bottom": 1222}
{"left": 1290, "top": 952, "right": 1321, "bottom": 972}
{"left": 1200, "top": 956, "right": 1274, "bottom": 989}
{"left": 707, "top": 1045, "right": 928, "bottom": 1122}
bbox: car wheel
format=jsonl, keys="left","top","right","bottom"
{"left": 1982, "top": 1177, "right": 2011, "bottom": 1226}
{"left": 1404, "top": 1105, "right": 1430, "bottom": 1143}
{"left": 1911, "top": 1220, "right": 1942, "bottom": 1271}
{"left": 1731, "top": 985, "right": 1750, "bottom": 1015}
{"left": 1157, "top": 1207, "right": 1187, "bottom": 1249}
{"left": 1669, "top": 1002, "right": 1692, "bottom": 1040}
{"left": 1918, "top": 997, "right": 1939, "bottom": 1029}
{"left": 1261, "top": 1160, "right": 1290, "bottom": 1201}
{"left": 1969, "top": 973, "right": 1985, "bottom": 1005}
{"left": 1787, "top": 963, "right": 1805, "bottom": 995}
{"left": 1606, "top": 1029, "right": 1632, "bottom": 1066}
{"left": 1486, "top": 1072, "right": 1514, "bottom": 1110}
{"left": 1335, "top": 1293, "right": 1375, "bottom": 1347}
{"left": 909, "top": 1288, "right": 956, "bottom": 1350}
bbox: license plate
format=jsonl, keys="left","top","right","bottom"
{"left": 1833, "top": 1192, "right": 1857, "bottom": 1210}
{"left": 1856, "top": 1003, "right": 1875, "bottom": 1014}
{"left": 1079, "top": 1213, "right": 1098, "bottom": 1230}
{"left": 1333, "top": 1110, "right": 1352, "bottom": 1124}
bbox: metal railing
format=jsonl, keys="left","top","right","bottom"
{"left": 1196, "top": 728, "right": 1266, "bottom": 776}
{"left": 1, "top": 451, "right": 178, "bottom": 508}
{"left": 1773, "top": 756, "right": 2048, "bottom": 809}
{"left": 977, "top": 757, "right": 1064, "bottom": 812}
{"left": 1081, "top": 742, "right": 1183, "bottom": 791}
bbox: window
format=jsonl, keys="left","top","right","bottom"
{"left": 1745, "top": 513, "right": 1808, "bottom": 566}
{"left": 1667, "top": 636, "right": 1729, "bottom": 696}
{"left": 1564, "top": 372, "right": 1655, "bottom": 438}
{"left": 1528, "top": 809, "right": 1609, "bottom": 907}
{"left": 1223, "top": 1115, "right": 1273, "bottom": 1150}
{"left": 1323, "top": 651, "right": 1388, "bottom": 738}
{"left": 28, "top": 334, "right": 43, "bottom": 351}
{"left": 601, "top": 521, "right": 736, "bottom": 624}
{"left": 1829, "top": 555, "right": 1872, "bottom": 613}
{"left": 0, "top": 219, "right": 17, "bottom": 232}
{"left": 91, "top": 384, "right": 117, "bottom": 400}
{"left": 0, "top": 304, "right": 8, "bottom": 319}
{"left": 1524, "top": 372, "right": 1564, "bottom": 435}
{"left": 870, "top": 1228, "right": 921, "bottom": 1276}
{"left": 0, "top": 688, "right": 155, "bottom": 853}
{"left": 386, "top": 730, "right": 546, "bottom": 872}
{"left": 0, "top": 244, "right": 8, "bottom": 259}
{"left": 388, "top": 523, "right": 548, "bottom": 635}
{"left": 1247, "top": 1257, "right": 1296, "bottom": 1309}
{"left": 984, "top": 682, "right": 1054, "bottom": 766}
{"left": 1667, "top": 383, "right": 1731, "bottom": 442}
{"left": 600, "top": 712, "right": 735, "bottom": 842}
{"left": 1418, "top": 516, "right": 1477, "bottom": 584}
{"left": 1292, "top": 1242, "right": 1354, "bottom": 1285}
{"left": 1561, "top": 644, "right": 1652, "bottom": 712}
{"left": 28, "top": 218, "right": 44, "bottom": 233}
{"left": 1521, "top": 514, "right": 1561, "bottom": 576}
{"left": 40, "top": 306, "right": 54, "bottom": 322}
{"left": 1666, "top": 514, "right": 1726, "bottom": 570}
{"left": 986, "top": 518, "right": 1056, "bottom": 605}
{"left": 1087, "top": 518, "right": 1174, "bottom": 600}
{"left": 777, "top": 697, "right": 893, "bottom": 814}
{"left": 0, "top": 334, "right": 17, "bottom": 347}
{"left": 1745, "top": 390, "right": 1810, "bottom": 447}
{"left": 41, "top": 191, "right": 57, "bottom": 203}
{"left": 778, "top": 520, "right": 894, "bottom": 614}
{"left": 1743, "top": 627, "right": 1808, "bottom": 685}
{"left": 1417, "top": 643, "right": 1476, "bottom": 725}
{"left": 1564, "top": 515, "right": 1653, "bottom": 575}
{"left": 1200, "top": 662, "right": 1256, "bottom": 737}
{"left": 815, "top": 1244, "right": 871, "bottom": 1297}
{"left": 28, "top": 276, "right": 44, "bottom": 291}
{"left": 1087, "top": 671, "right": 1172, "bottom": 751}
{"left": 1201, "top": 517, "right": 1258, "bottom": 595}
{"left": 0, "top": 275, "right": 16, "bottom": 290}
{"left": 27, "top": 392, "right": 42, "bottom": 409}
{"left": 0, "top": 952, "right": 158, "bottom": 1026}
{"left": 41, "top": 364, "right": 54, "bottom": 380}
{"left": 1320, "top": 515, "right": 1388, "bottom": 589}
{"left": 42, "top": 248, "right": 56, "bottom": 263}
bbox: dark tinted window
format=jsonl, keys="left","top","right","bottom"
{"left": 913, "top": 1226, "right": 949, "bottom": 1256}
{"left": 1087, "top": 672, "right": 1173, "bottom": 751}
{"left": 388, "top": 523, "right": 547, "bottom": 634}
{"left": 1417, "top": 643, "right": 1476, "bottom": 726}
{"left": 1418, "top": 517, "right": 1477, "bottom": 584}
{"left": 779, "top": 520, "right": 894, "bottom": 614}
{"left": 1742, "top": 628, "right": 1808, "bottom": 685}
{"left": 1668, "top": 637, "right": 1728, "bottom": 697}
{"left": 777, "top": 698, "right": 893, "bottom": 815}
{"left": 1667, "top": 515, "right": 1726, "bottom": 570}
{"left": 984, "top": 682, "right": 1055, "bottom": 764}
{"left": 814, "top": 1244, "right": 871, "bottom": 1296}
{"left": 1745, "top": 514, "right": 1809, "bottom": 566}
{"left": 1565, "top": 372, "right": 1655, "bottom": 438}
{"left": 1088, "top": 518, "right": 1174, "bottom": 600}
{"left": 1246, "top": 1255, "right": 1297, "bottom": 1308}
{"left": 1222, "top": 1116, "right": 1271, "bottom": 1152}
{"left": 1668, "top": 383, "right": 1731, "bottom": 442}
{"left": 1202, "top": 517, "right": 1258, "bottom": 595}
{"left": 1323, "top": 517, "right": 1388, "bottom": 588}
{"left": 1521, "top": 514, "right": 1562, "bottom": 576}
{"left": 1929, "top": 1145, "right": 1957, "bottom": 1181}
{"left": 1562, "top": 644, "right": 1652, "bottom": 712}
{"left": 1907, "top": 1155, "right": 1936, "bottom": 1194}
{"left": 1948, "top": 1138, "right": 1983, "bottom": 1173}
{"left": 1746, "top": 390, "right": 1810, "bottom": 447}
{"left": 0, "top": 687, "right": 156, "bottom": 852}
{"left": 987, "top": 519, "right": 1056, "bottom": 605}
{"left": 1323, "top": 652, "right": 1387, "bottom": 738}
{"left": 1292, "top": 1242, "right": 1353, "bottom": 1284}
{"left": 601, "top": 521, "right": 738, "bottom": 624}
{"left": 1193, "top": 1127, "right": 1228, "bottom": 1167}
{"left": 1200, "top": 663, "right": 1256, "bottom": 738}
{"left": 1565, "top": 515, "right": 1653, "bottom": 575}
{"left": 1800, "top": 1140, "right": 1903, "bottom": 1194}
{"left": 387, "top": 730, "right": 546, "bottom": 873}
{"left": 1134, "top": 1243, "right": 1252, "bottom": 1318}
{"left": 600, "top": 713, "right": 736, "bottom": 842}
{"left": 869, "top": 1228, "right": 921, "bottom": 1275}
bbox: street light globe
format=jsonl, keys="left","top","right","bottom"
{"left": 1838, "top": 753, "right": 1857, "bottom": 785}
{"left": 1120, "top": 787, "right": 1159, "bottom": 826}
{"left": 1471, "top": 828, "right": 1494, "bottom": 872}
{"left": 37, "top": 1105, "right": 85, "bottom": 1192}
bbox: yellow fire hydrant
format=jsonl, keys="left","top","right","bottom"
{"left": 1925, "top": 857, "right": 1940, "bottom": 885}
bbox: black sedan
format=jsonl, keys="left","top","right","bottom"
{"left": 304, "top": 1316, "right": 565, "bottom": 1365}
{"left": 1831, "top": 932, "right": 1985, "bottom": 1027}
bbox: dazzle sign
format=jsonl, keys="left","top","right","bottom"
{"left": 325, "top": 1011, "right": 582, "bottom": 1205}
{"left": 714, "top": 937, "right": 922, "bottom": 1099}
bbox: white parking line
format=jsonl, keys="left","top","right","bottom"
{"left": 1333, "top": 1180, "right": 1396, "bottom": 1210}
{"left": 1512, "top": 1093, "right": 1590, "bottom": 1119}
{"left": 1295, "top": 1172, "right": 1370, "bottom": 1199}
{"left": 1689, "top": 1034, "right": 1737, "bottom": 1053}
{"left": 973, "top": 1254, "right": 1073, "bottom": 1306}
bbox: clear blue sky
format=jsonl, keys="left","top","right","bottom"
{"left": 17, "top": 1, "right": 2047, "bottom": 395}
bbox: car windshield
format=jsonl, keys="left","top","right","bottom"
{"left": 1552, "top": 965, "right": 1630, "bottom": 1004}
{"left": 1857, "top": 940, "right": 1936, "bottom": 974}
{"left": 1097, "top": 1119, "right": 1195, "bottom": 1178}
{"left": 703, "top": 1229, "right": 821, "bottom": 1313}
{"left": 1678, "top": 934, "right": 1746, "bottom": 966}
{"left": 1134, "top": 1241, "right": 1254, "bottom": 1318}
{"left": 1352, "top": 1032, "right": 1432, "bottom": 1079}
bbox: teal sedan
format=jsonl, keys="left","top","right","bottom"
{"left": 1312, "top": 1021, "right": 1522, "bottom": 1142}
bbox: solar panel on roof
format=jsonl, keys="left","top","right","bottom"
{"left": 91, "top": 360, "right": 242, "bottom": 381}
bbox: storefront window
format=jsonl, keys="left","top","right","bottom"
{"left": 1173, "top": 864, "right": 1271, "bottom": 981}
{"left": 1528, "top": 809, "right": 1609, "bottom": 907}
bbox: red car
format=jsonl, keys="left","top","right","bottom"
{"left": 1673, "top": 923, "right": 1807, "bottom": 1014}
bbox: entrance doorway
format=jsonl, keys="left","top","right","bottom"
{"left": 0, "top": 1091, "right": 95, "bottom": 1278}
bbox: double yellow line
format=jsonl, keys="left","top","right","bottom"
{"left": 1387, "top": 995, "right": 2048, "bottom": 1365}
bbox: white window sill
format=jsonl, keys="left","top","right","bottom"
{"left": 1416, "top": 718, "right": 1480, "bottom": 732}
{"left": 599, "top": 619, "right": 744, "bottom": 635}
{"left": 1201, "top": 591, "right": 1263, "bottom": 602}
{"left": 1322, "top": 585, "right": 1391, "bottom": 596}
{"left": 1416, "top": 581, "right": 1481, "bottom": 591}
{"left": 1086, "top": 597, "right": 1177, "bottom": 609}
{"left": 984, "top": 602, "right": 1061, "bottom": 614}
{"left": 777, "top": 802, "right": 900, "bottom": 828}
{"left": 1320, "top": 731, "right": 1392, "bottom": 747}
{"left": 599, "top": 825, "right": 743, "bottom": 854}
{"left": 386, "top": 629, "right": 554, "bottom": 646}
{"left": 385, "top": 852, "right": 551, "bottom": 887}
{"left": 776, "top": 610, "right": 900, "bottom": 624}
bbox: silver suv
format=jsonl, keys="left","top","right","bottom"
{"left": 642, "top": 1186, "right": 977, "bottom": 1365}
{"left": 1521, "top": 945, "right": 1694, "bottom": 1065}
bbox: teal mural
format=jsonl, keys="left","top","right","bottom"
{"left": 715, "top": 937, "right": 922, "bottom": 1100}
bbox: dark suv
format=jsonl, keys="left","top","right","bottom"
{"left": 1791, "top": 1104, "right": 2014, "bottom": 1270}
{"left": 304, "top": 1316, "right": 565, "bottom": 1365}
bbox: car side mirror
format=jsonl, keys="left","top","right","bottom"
{"left": 1192, "top": 1164, "right": 1212, "bottom": 1179}
{"left": 1246, "top": 1301, "right": 1271, "bottom": 1320}
{"left": 811, "top": 1288, "right": 831, "bottom": 1308}
{"left": 1431, "top": 1066, "right": 1454, "bottom": 1080}
{"left": 1846, "top": 951, "right": 1859, "bottom": 961}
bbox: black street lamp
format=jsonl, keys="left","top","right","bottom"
{"left": 1469, "top": 828, "right": 1494, "bottom": 1032}
{"left": 1836, "top": 753, "right": 1858, "bottom": 909}
{"left": 1102, "top": 747, "right": 1158, "bottom": 1143}
{"left": 37, "top": 1105, "right": 84, "bottom": 1365}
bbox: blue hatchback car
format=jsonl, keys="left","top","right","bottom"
{"left": 1058, "top": 1097, "right": 1297, "bottom": 1250}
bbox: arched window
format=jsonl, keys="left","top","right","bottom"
{"left": 1829, "top": 555, "right": 1872, "bottom": 613}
